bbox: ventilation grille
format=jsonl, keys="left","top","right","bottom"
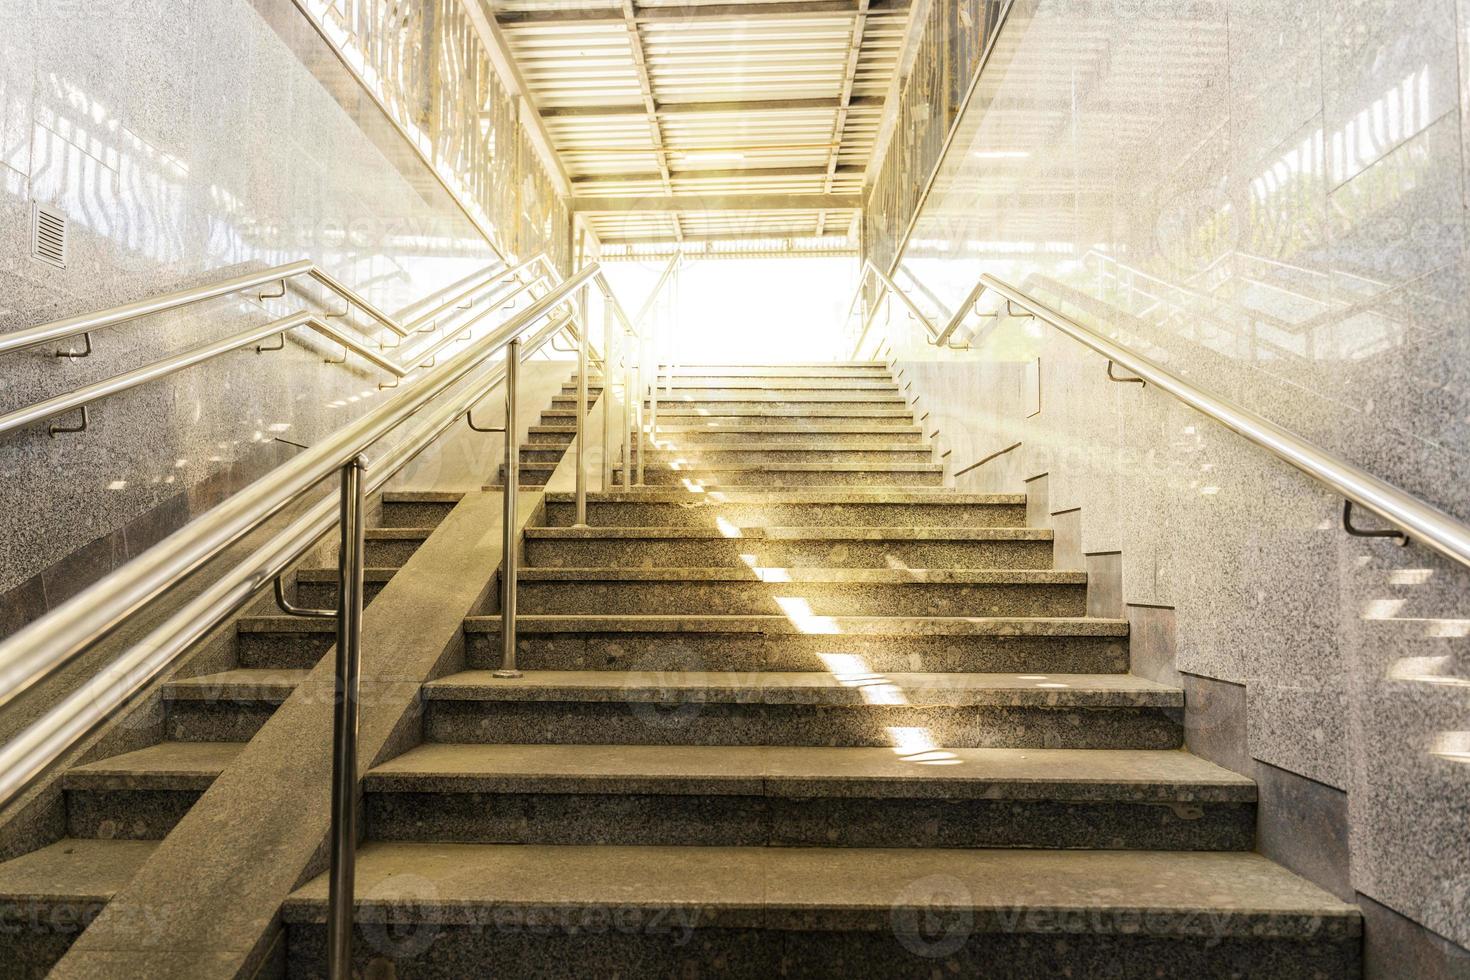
{"left": 30, "top": 202, "right": 67, "bottom": 269}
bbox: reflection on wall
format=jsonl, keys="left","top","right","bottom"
{"left": 0, "top": 0, "right": 499, "bottom": 624}
{"left": 869, "top": 0, "right": 1470, "bottom": 952}
{"left": 298, "top": 0, "right": 571, "bottom": 272}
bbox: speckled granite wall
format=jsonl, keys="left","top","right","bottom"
{"left": 870, "top": 0, "right": 1470, "bottom": 954}
{"left": 0, "top": 0, "right": 501, "bottom": 623}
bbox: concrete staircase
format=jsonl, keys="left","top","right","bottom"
{"left": 277, "top": 362, "right": 1362, "bottom": 977}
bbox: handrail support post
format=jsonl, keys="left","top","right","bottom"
{"left": 496, "top": 338, "right": 523, "bottom": 679}
{"left": 326, "top": 452, "right": 367, "bottom": 980}
{"left": 602, "top": 302, "right": 615, "bottom": 492}
{"left": 574, "top": 287, "right": 589, "bottom": 527}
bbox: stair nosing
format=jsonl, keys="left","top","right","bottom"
{"left": 462, "top": 614, "right": 1127, "bottom": 636}
{"left": 364, "top": 744, "right": 1256, "bottom": 802}
{"left": 421, "top": 670, "right": 1182, "bottom": 707}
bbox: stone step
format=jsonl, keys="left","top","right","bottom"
{"left": 362, "top": 743, "right": 1255, "bottom": 850}
{"left": 520, "top": 445, "right": 591, "bottom": 463}
{"left": 574, "top": 378, "right": 902, "bottom": 392}
{"left": 161, "top": 669, "right": 306, "bottom": 742}
{"left": 236, "top": 616, "right": 336, "bottom": 670}
{"left": 653, "top": 423, "right": 926, "bottom": 443}
{"left": 581, "top": 397, "right": 910, "bottom": 411}
{"left": 657, "top": 361, "right": 891, "bottom": 373}
{"left": 421, "top": 670, "right": 1180, "bottom": 749}
{"left": 61, "top": 741, "right": 244, "bottom": 840}
{"left": 521, "top": 443, "right": 935, "bottom": 465}
{"left": 637, "top": 390, "right": 906, "bottom": 403}
{"left": 516, "top": 567, "right": 1087, "bottom": 617}
{"left": 281, "top": 844, "right": 1360, "bottom": 978}
{"left": 363, "top": 527, "right": 434, "bottom": 566}
{"left": 543, "top": 407, "right": 914, "bottom": 425}
{"left": 379, "top": 491, "right": 461, "bottom": 528}
{"left": 295, "top": 567, "right": 398, "bottom": 607}
{"left": 609, "top": 462, "right": 945, "bottom": 488}
{"left": 314, "top": 527, "right": 437, "bottom": 576}
{"left": 0, "top": 838, "right": 159, "bottom": 976}
{"left": 542, "top": 490, "right": 1027, "bottom": 528}
{"left": 464, "top": 615, "right": 1130, "bottom": 673}
{"left": 522, "top": 526, "right": 1053, "bottom": 569}
{"left": 562, "top": 397, "right": 911, "bottom": 413}
{"left": 526, "top": 426, "right": 579, "bottom": 444}
{"left": 495, "top": 465, "right": 553, "bottom": 488}
{"left": 529, "top": 424, "right": 929, "bottom": 446}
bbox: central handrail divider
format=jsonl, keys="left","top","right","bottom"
{"left": 842, "top": 259, "right": 1470, "bottom": 572}
{"left": 0, "top": 256, "right": 659, "bottom": 980}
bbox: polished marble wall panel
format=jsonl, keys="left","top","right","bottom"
{"left": 0, "top": 0, "right": 497, "bottom": 604}
{"left": 873, "top": 0, "right": 1470, "bottom": 949}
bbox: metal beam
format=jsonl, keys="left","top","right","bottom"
{"left": 598, "top": 229, "right": 852, "bottom": 244}
{"left": 818, "top": 0, "right": 869, "bottom": 236}
{"left": 616, "top": 0, "right": 679, "bottom": 240}
{"left": 540, "top": 95, "right": 884, "bottom": 118}
{"left": 571, "top": 164, "right": 865, "bottom": 184}
{"left": 574, "top": 193, "right": 860, "bottom": 212}
{"left": 497, "top": 0, "right": 910, "bottom": 27}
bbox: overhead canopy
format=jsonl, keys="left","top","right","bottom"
{"left": 491, "top": 0, "right": 914, "bottom": 248}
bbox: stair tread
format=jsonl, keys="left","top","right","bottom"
{"left": 609, "top": 463, "right": 945, "bottom": 472}
{"left": 524, "top": 526, "right": 1051, "bottom": 541}
{"left": 518, "top": 567, "right": 1086, "bottom": 583}
{"left": 423, "top": 670, "right": 1180, "bottom": 706}
{"left": 237, "top": 615, "right": 337, "bottom": 634}
{"left": 462, "top": 614, "right": 1127, "bottom": 636}
{"left": 381, "top": 491, "right": 462, "bottom": 503}
{"left": 296, "top": 566, "right": 397, "bottom": 582}
{"left": 638, "top": 408, "right": 914, "bottom": 416}
{"left": 635, "top": 396, "right": 909, "bottom": 403}
{"left": 281, "top": 843, "right": 1358, "bottom": 935}
{"left": 0, "top": 838, "right": 158, "bottom": 902}
{"left": 63, "top": 741, "right": 245, "bottom": 790}
{"left": 163, "top": 669, "right": 308, "bottom": 701}
{"left": 636, "top": 442, "right": 928, "bottom": 451}
{"left": 649, "top": 426, "right": 923, "bottom": 435}
{"left": 365, "top": 527, "right": 435, "bottom": 540}
{"left": 366, "top": 743, "right": 1254, "bottom": 800}
{"left": 546, "top": 490, "right": 1024, "bottom": 504}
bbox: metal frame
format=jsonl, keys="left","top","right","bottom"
{"left": 846, "top": 266, "right": 1470, "bottom": 571}
{"left": 498, "top": 0, "right": 910, "bottom": 244}
{"left": 0, "top": 257, "right": 579, "bottom": 441}
{"left": 0, "top": 259, "right": 651, "bottom": 980}
{"left": 0, "top": 257, "right": 546, "bottom": 360}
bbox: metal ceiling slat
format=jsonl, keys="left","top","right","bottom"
{"left": 490, "top": 0, "right": 911, "bottom": 244}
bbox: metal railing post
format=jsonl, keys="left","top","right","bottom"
{"left": 602, "top": 301, "right": 614, "bottom": 492}
{"left": 574, "top": 288, "right": 589, "bottom": 526}
{"left": 637, "top": 324, "right": 648, "bottom": 486}
{"left": 327, "top": 453, "right": 367, "bottom": 980}
{"left": 496, "top": 338, "right": 522, "bottom": 678}
{"left": 646, "top": 307, "right": 659, "bottom": 454}
{"left": 623, "top": 345, "right": 635, "bottom": 489}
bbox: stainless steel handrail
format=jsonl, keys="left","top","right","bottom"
{"left": 845, "top": 259, "right": 940, "bottom": 354}
{"left": 0, "top": 262, "right": 564, "bottom": 440}
{"left": 0, "top": 259, "right": 635, "bottom": 980}
{"left": 0, "top": 266, "right": 597, "bottom": 711}
{"left": 0, "top": 260, "right": 317, "bottom": 355}
{"left": 0, "top": 255, "right": 528, "bottom": 360}
{"left": 847, "top": 262, "right": 1470, "bottom": 570}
